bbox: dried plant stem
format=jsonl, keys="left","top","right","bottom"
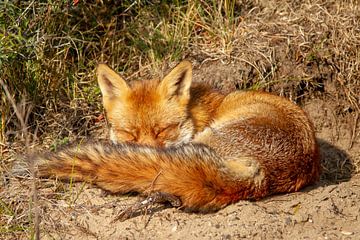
{"left": 0, "top": 79, "right": 40, "bottom": 240}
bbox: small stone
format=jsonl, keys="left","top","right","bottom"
{"left": 285, "top": 217, "right": 292, "bottom": 225}
{"left": 341, "top": 231, "right": 353, "bottom": 236}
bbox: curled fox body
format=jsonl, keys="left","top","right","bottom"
{"left": 34, "top": 61, "right": 320, "bottom": 211}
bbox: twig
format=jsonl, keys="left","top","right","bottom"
{"left": 349, "top": 112, "right": 359, "bottom": 150}
{"left": 112, "top": 170, "right": 181, "bottom": 222}
{"left": 112, "top": 191, "right": 181, "bottom": 223}
{"left": 150, "top": 170, "right": 163, "bottom": 190}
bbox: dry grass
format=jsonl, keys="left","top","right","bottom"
{"left": 1, "top": 0, "right": 360, "bottom": 239}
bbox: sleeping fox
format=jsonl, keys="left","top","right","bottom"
{"left": 32, "top": 60, "right": 320, "bottom": 212}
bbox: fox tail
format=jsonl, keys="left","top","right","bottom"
{"left": 31, "top": 142, "right": 265, "bottom": 211}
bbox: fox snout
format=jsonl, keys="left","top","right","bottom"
{"left": 137, "top": 135, "right": 165, "bottom": 147}
{"left": 110, "top": 128, "right": 166, "bottom": 147}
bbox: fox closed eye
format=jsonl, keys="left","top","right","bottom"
{"left": 117, "top": 129, "right": 137, "bottom": 141}
{"left": 156, "top": 124, "right": 180, "bottom": 139}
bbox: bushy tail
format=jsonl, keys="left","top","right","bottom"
{"left": 33, "top": 142, "right": 263, "bottom": 211}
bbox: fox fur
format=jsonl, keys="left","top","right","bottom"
{"left": 33, "top": 60, "right": 320, "bottom": 212}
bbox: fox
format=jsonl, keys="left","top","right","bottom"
{"left": 31, "top": 60, "right": 320, "bottom": 212}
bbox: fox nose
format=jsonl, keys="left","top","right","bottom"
{"left": 138, "top": 135, "right": 161, "bottom": 147}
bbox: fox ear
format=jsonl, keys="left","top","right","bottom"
{"left": 97, "top": 64, "right": 129, "bottom": 99}
{"left": 159, "top": 60, "right": 192, "bottom": 104}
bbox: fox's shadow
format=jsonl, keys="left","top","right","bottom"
{"left": 317, "top": 138, "right": 355, "bottom": 184}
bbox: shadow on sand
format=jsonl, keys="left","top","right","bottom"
{"left": 317, "top": 138, "right": 355, "bottom": 184}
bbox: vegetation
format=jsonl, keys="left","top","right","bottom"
{"left": 0, "top": 0, "right": 243, "bottom": 143}
{"left": 0, "top": 0, "right": 359, "bottom": 239}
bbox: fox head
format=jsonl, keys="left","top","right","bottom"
{"left": 97, "top": 61, "right": 195, "bottom": 147}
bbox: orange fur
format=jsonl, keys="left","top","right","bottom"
{"left": 34, "top": 60, "right": 320, "bottom": 212}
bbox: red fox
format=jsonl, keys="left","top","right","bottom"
{"left": 33, "top": 60, "right": 320, "bottom": 212}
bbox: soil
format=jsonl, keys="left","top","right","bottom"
{"left": 3, "top": 63, "right": 359, "bottom": 240}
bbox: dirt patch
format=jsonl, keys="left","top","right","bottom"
{"left": 37, "top": 177, "right": 360, "bottom": 240}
